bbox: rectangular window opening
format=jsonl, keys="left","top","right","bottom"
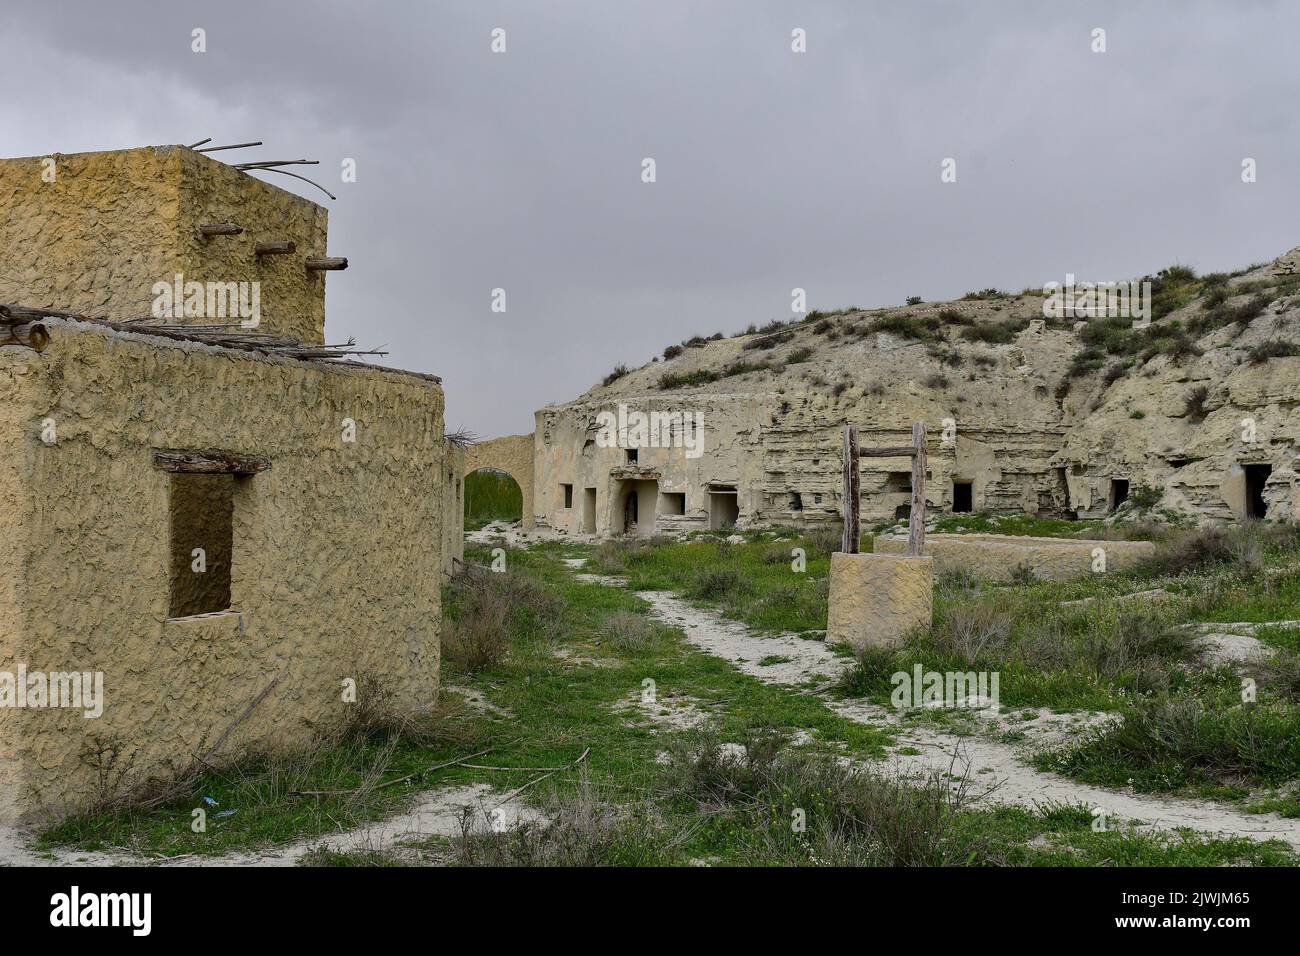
{"left": 660, "top": 492, "right": 686, "bottom": 515}
{"left": 884, "top": 471, "right": 912, "bottom": 493}
{"left": 169, "top": 473, "right": 235, "bottom": 618}
{"left": 561, "top": 483, "right": 573, "bottom": 509}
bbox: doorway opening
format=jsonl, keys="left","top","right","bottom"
{"left": 583, "top": 488, "right": 597, "bottom": 533}
{"left": 952, "top": 480, "right": 973, "bottom": 513}
{"left": 708, "top": 490, "right": 739, "bottom": 530}
{"left": 619, "top": 480, "right": 657, "bottom": 535}
{"left": 1244, "top": 464, "right": 1271, "bottom": 519}
{"left": 1109, "top": 478, "right": 1129, "bottom": 512}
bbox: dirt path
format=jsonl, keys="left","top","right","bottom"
{"left": 583, "top": 569, "right": 1300, "bottom": 851}
{"left": 0, "top": 779, "right": 538, "bottom": 868}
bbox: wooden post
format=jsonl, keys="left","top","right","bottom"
{"left": 851, "top": 420, "right": 929, "bottom": 557}
{"left": 841, "top": 423, "right": 860, "bottom": 553}
{"left": 305, "top": 256, "right": 349, "bottom": 271}
{"left": 908, "top": 421, "right": 928, "bottom": 557}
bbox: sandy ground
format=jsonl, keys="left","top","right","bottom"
{"left": 572, "top": 565, "right": 1300, "bottom": 851}
{"left": 0, "top": 784, "right": 543, "bottom": 868}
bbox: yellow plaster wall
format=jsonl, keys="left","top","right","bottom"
{"left": 0, "top": 319, "right": 444, "bottom": 822}
{"left": 0, "top": 146, "right": 332, "bottom": 344}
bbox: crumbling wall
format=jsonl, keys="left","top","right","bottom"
{"left": 0, "top": 146, "right": 332, "bottom": 344}
{"left": 0, "top": 319, "right": 444, "bottom": 822}
{"left": 534, "top": 395, "right": 768, "bottom": 536}
{"left": 874, "top": 533, "right": 1155, "bottom": 581}
{"left": 464, "top": 432, "right": 536, "bottom": 530}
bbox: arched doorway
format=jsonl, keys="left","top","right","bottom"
{"left": 465, "top": 467, "right": 523, "bottom": 531}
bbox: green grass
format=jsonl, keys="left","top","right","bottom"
{"left": 39, "top": 532, "right": 1300, "bottom": 866}
{"left": 464, "top": 468, "right": 523, "bottom": 531}
{"left": 595, "top": 521, "right": 1300, "bottom": 806}
{"left": 595, "top": 531, "right": 839, "bottom": 633}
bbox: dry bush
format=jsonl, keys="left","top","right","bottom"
{"left": 443, "top": 566, "right": 561, "bottom": 674}
{"left": 1145, "top": 523, "right": 1282, "bottom": 577}
{"left": 451, "top": 772, "right": 647, "bottom": 866}
{"left": 1015, "top": 619, "right": 1076, "bottom": 671}
{"left": 660, "top": 729, "right": 998, "bottom": 866}
{"left": 929, "top": 601, "right": 1014, "bottom": 665}
{"left": 689, "top": 567, "right": 750, "bottom": 600}
{"left": 593, "top": 539, "right": 636, "bottom": 574}
{"left": 600, "top": 609, "right": 659, "bottom": 653}
{"left": 804, "top": 525, "right": 843, "bottom": 557}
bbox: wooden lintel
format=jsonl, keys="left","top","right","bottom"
{"left": 254, "top": 241, "right": 296, "bottom": 256}
{"left": 154, "top": 451, "right": 271, "bottom": 475}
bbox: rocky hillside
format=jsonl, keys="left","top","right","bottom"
{"left": 554, "top": 250, "right": 1300, "bottom": 522}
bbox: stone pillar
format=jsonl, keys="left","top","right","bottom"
{"left": 827, "top": 552, "right": 933, "bottom": 650}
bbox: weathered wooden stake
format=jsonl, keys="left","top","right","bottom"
{"left": 254, "top": 241, "right": 296, "bottom": 256}
{"left": 908, "top": 421, "right": 928, "bottom": 557}
{"left": 199, "top": 222, "right": 243, "bottom": 237}
{"left": 305, "top": 256, "right": 349, "bottom": 271}
{"left": 841, "top": 423, "right": 860, "bottom": 553}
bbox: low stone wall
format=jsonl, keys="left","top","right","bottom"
{"left": 827, "top": 553, "right": 933, "bottom": 650}
{"left": 873, "top": 533, "right": 1155, "bottom": 581}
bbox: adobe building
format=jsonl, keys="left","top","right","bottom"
{"left": 474, "top": 261, "right": 1300, "bottom": 538}
{"left": 0, "top": 145, "right": 447, "bottom": 823}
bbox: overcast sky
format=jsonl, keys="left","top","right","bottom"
{"left": 2, "top": 1, "right": 1296, "bottom": 436}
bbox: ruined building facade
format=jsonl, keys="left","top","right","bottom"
{"left": 1, "top": 146, "right": 447, "bottom": 822}
{"left": 472, "top": 269, "right": 1300, "bottom": 538}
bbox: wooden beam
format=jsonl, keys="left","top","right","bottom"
{"left": 908, "top": 421, "right": 928, "bottom": 557}
{"left": 254, "top": 241, "right": 296, "bottom": 256}
{"left": 841, "top": 423, "right": 860, "bottom": 554}
{"left": 0, "top": 322, "right": 49, "bottom": 352}
{"left": 304, "top": 256, "right": 348, "bottom": 271}
{"left": 200, "top": 222, "right": 243, "bottom": 237}
{"left": 154, "top": 451, "right": 271, "bottom": 475}
{"left": 858, "top": 445, "right": 916, "bottom": 458}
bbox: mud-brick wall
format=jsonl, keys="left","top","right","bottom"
{"left": 0, "top": 319, "right": 444, "bottom": 822}
{"left": 0, "top": 146, "right": 332, "bottom": 344}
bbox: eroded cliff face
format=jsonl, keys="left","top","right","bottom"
{"left": 534, "top": 251, "right": 1300, "bottom": 535}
